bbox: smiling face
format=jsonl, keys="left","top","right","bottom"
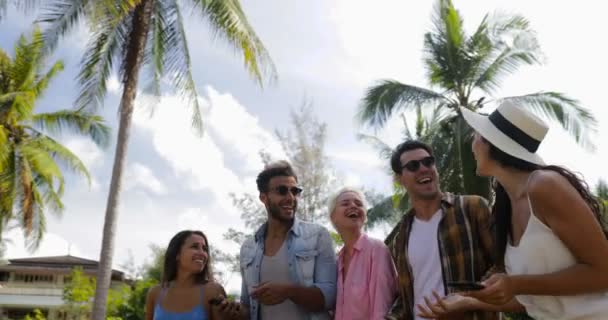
{"left": 177, "top": 234, "right": 209, "bottom": 274}
{"left": 260, "top": 176, "right": 299, "bottom": 224}
{"left": 330, "top": 191, "right": 366, "bottom": 233}
{"left": 398, "top": 148, "right": 440, "bottom": 200}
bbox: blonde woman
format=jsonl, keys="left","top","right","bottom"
{"left": 329, "top": 187, "right": 398, "bottom": 320}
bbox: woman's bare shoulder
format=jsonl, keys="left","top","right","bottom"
{"left": 146, "top": 284, "right": 163, "bottom": 303}
{"left": 203, "top": 281, "right": 226, "bottom": 297}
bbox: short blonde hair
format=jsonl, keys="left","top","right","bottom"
{"left": 327, "top": 187, "right": 368, "bottom": 218}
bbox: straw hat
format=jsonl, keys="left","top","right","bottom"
{"left": 461, "top": 101, "right": 548, "bottom": 165}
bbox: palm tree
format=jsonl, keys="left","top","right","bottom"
{"left": 0, "top": 28, "right": 110, "bottom": 249}
{"left": 359, "top": 0, "right": 596, "bottom": 199}
{"left": 38, "top": 1, "right": 275, "bottom": 318}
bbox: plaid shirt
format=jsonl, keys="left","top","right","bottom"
{"left": 384, "top": 193, "right": 497, "bottom": 320}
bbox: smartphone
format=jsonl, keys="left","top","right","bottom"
{"left": 447, "top": 281, "right": 485, "bottom": 291}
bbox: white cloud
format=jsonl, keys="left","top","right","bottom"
{"left": 107, "top": 75, "right": 121, "bottom": 95}
{"left": 204, "top": 87, "right": 285, "bottom": 173}
{"left": 63, "top": 137, "right": 105, "bottom": 190}
{"left": 329, "top": 0, "right": 432, "bottom": 87}
{"left": 133, "top": 86, "right": 285, "bottom": 206}
{"left": 64, "top": 137, "right": 104, "bottom": 170}
{"left": 4, "top": 228, "right": 85, "bottom": 260}
{"left": 124, "top": 162, "right": 168, "bottom": 195}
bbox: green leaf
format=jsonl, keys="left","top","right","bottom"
{"left": 500, "top": 92, "right": 597, "bottom": 151}
{"left": 31, "top": 110, "right": 111, "bottom": 148}
{"left": 358, "top": 80, "right": 448, "bottom": 128}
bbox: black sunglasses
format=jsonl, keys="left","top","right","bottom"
{"left": 270, "top": 185, "right": 303, "bottom": 197}
{"left": 401, "top": 156, "right": 435, "bottom": 173}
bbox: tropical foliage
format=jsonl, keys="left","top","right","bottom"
{"left": 359, "top": 0, "right": 596, "bottom": 200}
{"left": 0, "top": 28, "right": 109, "bottom": 249}
{"left": 36, "top": 0, "right": 275, "bottom": 317}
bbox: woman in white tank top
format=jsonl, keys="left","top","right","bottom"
{"left": 416, "top": 102, "right": 608, "bottom": 320}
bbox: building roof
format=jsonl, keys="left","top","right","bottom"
{"left": 0, "top": 255, "right": 125, "bottom": 279}
{"left": 7, "top": 255, "right": 100, "bottom": 267}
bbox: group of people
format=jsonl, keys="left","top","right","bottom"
{"left": 144, "top": 101, "right": 608, "bottom": 320}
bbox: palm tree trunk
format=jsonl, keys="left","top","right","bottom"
{"left": 91, "top": 0, "right": 153, "bottom": 319}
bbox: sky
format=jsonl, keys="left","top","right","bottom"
{"left": 1, "top": 1, "right": 607, "bottom": 293}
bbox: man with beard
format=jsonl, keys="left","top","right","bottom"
{"left": 235, "top": 161, "right": 337, "bottom": 320}
{"left": 384, "top": 140, "right": 497, "bottom": 320}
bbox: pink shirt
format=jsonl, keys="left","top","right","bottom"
{"left": 335, "top": 234, "right": 398, "bottom": 320}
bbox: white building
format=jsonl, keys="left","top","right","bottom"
{"left": 0, "top": 255, "right": 126, "bottom": 319}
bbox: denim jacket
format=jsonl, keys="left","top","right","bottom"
{"left": 239, "top": 218, "right": 337, "bottom": 320}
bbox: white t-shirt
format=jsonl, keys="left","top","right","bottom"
{"left": 408, "top": 210, "right": 444, "bottom": 320}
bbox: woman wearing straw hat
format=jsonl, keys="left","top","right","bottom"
{"left": 416, "top": 101, "right": 608, "bottom": 319}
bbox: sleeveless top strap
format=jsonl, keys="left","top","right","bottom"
{"left": 200, "top": 285, "right": 206, "bottom": 305}
{"left": 156, "top": 287, "right": 168, "bottom": 306}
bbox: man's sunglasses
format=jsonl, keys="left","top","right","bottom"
{"left": 401, "top": 156, "right": 435, "bottom": 173}
{"left": 270, "top": 185, "right": 303, "bottom": 197}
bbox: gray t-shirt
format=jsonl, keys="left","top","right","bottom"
{"left": 259, "top": 241, "right": 307, "bottom": 320}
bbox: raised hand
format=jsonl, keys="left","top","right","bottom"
{"left": 465, "top": 273, "right": 515, "bottom": 305}
{"left": 416, "top": 291, "right": 473, "bottom": 319}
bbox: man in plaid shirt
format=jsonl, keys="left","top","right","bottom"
{"left": 384, "top": 140, "right": 497, "bottom": 320}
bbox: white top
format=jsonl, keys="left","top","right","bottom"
{"left": 408, "top": 210, "right": 444, "bottom": 320}
{"left": 505, "top": 198, "right": 608, "bottom": 320}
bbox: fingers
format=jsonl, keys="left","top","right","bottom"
{"left": 465, "top": 283, "right": 503, "bottom": 305}
{"left": 416, "top": 303, "right": 436, "bottom": 319}
{"left": 423, "top": 295, "right": 445, "bottom": 314}
{"left": 432, "top": 291, "right": 448, "bottom": 310}
{"left": 250, "top": 282, "right": 270, "bottom": 298}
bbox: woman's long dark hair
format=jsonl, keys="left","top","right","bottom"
{"left": 161, "top": 230, "right": 214, "bottom": 286}
{"left": 485, "top": 140, "right": 607, "bottom": 267}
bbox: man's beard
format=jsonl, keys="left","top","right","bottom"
{"left": 267, "top": 200, "right": 297, "bottom": 224}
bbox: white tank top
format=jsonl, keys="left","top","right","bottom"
{"left": 505, "top": 198, "right": 608, "bottom": 320}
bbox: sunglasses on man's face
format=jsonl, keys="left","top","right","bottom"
{"left": 401, "top": 156, "right": 435, "bottom": 173}
{"left": 270, "top": 185, "right": 303, "bottom": 197}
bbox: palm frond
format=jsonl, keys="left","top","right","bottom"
{"left": 31, "top": 110, "right": 110, "bottom": 148}
{"left": 0, "top": 0, "right": 43, "bottom": 21}
{"left": 424, "top": 0, "right": 467, "bottom": 92}
{"left": 159, "top": 0, "right": 203, "bottom": 134}
{"left": 10, "top": 31, "right": 42, "bottom": 91}
{"left": 15, "top": 155, "right": 35, "bottom": 235}
{"left": 9, "top": 92, "right": 37, "bottom": 122}
{"left": 32, "top": 60, "right": 64, "bottom": 99}
{"left": 500, "top": 92, "right": 597, "bottom": 151}
{"left": 366, "top": 193, "right": 406, "bottom": 229}
{"left": 25, "top": 134, "right": 91, "bottom": 184}
{"left": 474, "top": 42, "right": 540, "bottom": 95}
{"left": 139, "top": 0, "right": 170, "bottom": 110}
{"left": 18, "top": 142, "right": 65, "bottom": 193}
{"left": 471, "top": 13, "right": 541, "bottom": 96}
{"left": 0, "top": 126, "right": 8, "bottom": 164}
{"left": 76, "top": 10, "right": 131, "bottom": 111}
{"left": 0, "top": 149, "right": 16, "bottom": 220}
{"left": 190, "top": 0, "right": 276, "bottom": 85}
{"left": 356, "top": 133, "right": 393, "bottom": 162}
{"left": 486, "top": 13, "right": 532, "bottom": 39}
{"left": 358, "top": 80, "right": 448, "bottom": 128}
{"left": 37, "top": 0, "right": 91, "bottom": 52}
{"left": 18, "top": 180, "right": 46, "bottom": 251}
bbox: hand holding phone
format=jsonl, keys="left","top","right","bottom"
{"left": 447, "top": 281, "right": 485, "bottom": 291}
